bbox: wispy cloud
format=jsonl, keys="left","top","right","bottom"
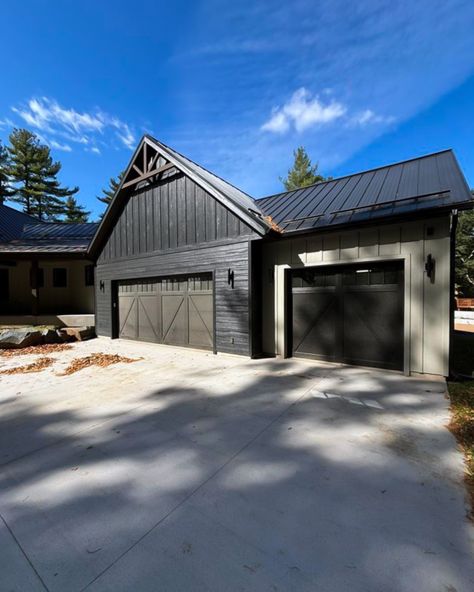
{"left": 0, "top": 118, "right": 14, "bottom": 130}
{"left": 8, "top": 97, "right": 136, "bottom": 152}
{"left": 49, "top": 139, "right": 72, "bottom": 152}
{"left": 350, "top": 109, "right": 395, "bottom": 127}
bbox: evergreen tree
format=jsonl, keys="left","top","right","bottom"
{"left": 281, "top": 146, "right": 330, "bottom": 191}
{"left": 7, "top": 128, "right": 79, "bottom": 220}
{"left": 63, "top": 196, "right": 90, "bottom": 223}
{"left": 0, "top": 140, "right": 13, "bottom": 205}
{"left": 455, "top": 196, "right": 474, "bottom": 296}
{"left": 97, "top": 171, "right": 124, "bottom": 206}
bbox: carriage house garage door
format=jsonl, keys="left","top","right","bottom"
{"left": 290, "top": 261, "right": 404, "bottom": 371}
{"left": 118, "top": 273, "right": 213, "bottom": 350}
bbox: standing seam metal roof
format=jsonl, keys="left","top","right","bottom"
{"left": 0, "top": 203, "right": 98, "bottom": 254}
{"left": 256, "top": 150, "right": 472, "bottom": 233}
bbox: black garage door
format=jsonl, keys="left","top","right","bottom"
{"left": 118, "top": 273, "right": 213, "bottom": 350}
{"left": 290, "top": 261, "right": 404, "bottom": 370}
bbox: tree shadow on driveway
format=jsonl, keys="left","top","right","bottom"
{"left": 0, "top": 355, "right": 473, "bottom": 592}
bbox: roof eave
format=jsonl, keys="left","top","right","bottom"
{"left": 274, "top": 202, "right": 474, "bottom": 238}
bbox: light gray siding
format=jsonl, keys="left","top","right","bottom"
{"left": 262, "top": 216, "right": 451, "bottom": 376}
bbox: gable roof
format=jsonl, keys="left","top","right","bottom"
{"left": 88, "top": 135, "right": 270, "bottom": 257}
{"left": 0, "top": 203, "right": 97, "bottom": 255}
{"left": 257, "top": 149, "right": 473, "bottom": 233}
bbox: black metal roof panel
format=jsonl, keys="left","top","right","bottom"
{"left": 0, "top": 204, "right": 98, "bottom": 254}
{"left": 0, "top": 203, "right": 41, "bottom": 241}
{"left": 257, "top": 150, "right": 472, "bottom": 233}
{"left": 22, "top": 222, "right": 98, "bottom": 240}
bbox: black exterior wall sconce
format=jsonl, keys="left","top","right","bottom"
{"left": 99, "top": 280, "right": 105, "bottom": 292}
{"left": 425, "top": 254, "right": 435, "bottom": 281}
{"left": 227, "top": 268, "right": 234, "bottom": 289}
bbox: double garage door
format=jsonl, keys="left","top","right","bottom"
{"left": 118, "top": 273, "right": 213, "bottom": 350}
{"left": 291, "top": 261, "right": 404, "bottom": 371}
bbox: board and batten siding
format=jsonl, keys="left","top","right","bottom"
{"left": 98, "top": 172, "right": 253, "bottom": 263}
{"left": 262, "top": 216, "right": 451, "bottom": 376}
{"left": 95, "top": 171, "right": 258, "bottom": 356}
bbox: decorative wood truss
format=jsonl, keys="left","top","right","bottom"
{"left": 122, "top": 140, "right": 176, "bottom": 190}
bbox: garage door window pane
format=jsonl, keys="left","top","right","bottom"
{"left": 369, "top": 270, "right": 384, "bottom": 285}
{"left": 384, "top": 269, "right": 399, "bottom": 284}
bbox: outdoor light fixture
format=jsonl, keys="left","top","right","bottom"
{"left": 425, "top": 254, "right": 435, "bottom": 280}
{"left": 100, "top": 280, "right": 105, "bottom": 292}
{"left": 227, "top": 268, "right": 234, "bottom": 289}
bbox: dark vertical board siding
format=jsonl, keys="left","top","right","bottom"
{"left": 177, "top": 176, "right": 187, "bottom": 247}
{"left": 169, "top": 179, "right": 177, "bottom": 249}
{"left": 121, "top": 208, "right": 127, "bottom": 258}
{"left": 216, "top": 202, "right": 227, "bottom": 240}
{"left": 205, "top": 193, "right": 216, "bottom": 241}
{"left": 139, "top": 193, "right": 147, "bottom": 253}
{"left": 228, "top": 210, "right": 239, "bottom": 237}
{"left": 98, "top": 171, "right": 255, "bottom": 262}
{"left": 195, "top": 186, "right": 206, "bottom": 243}
{"left": 96, "top": 241, "right": 254, "bottom": 356}
{"left": 161, "top": 182, "right": 169, "bottom": 250}
{"left": 126, "top": 202, "right": 133, "bottom": 257}
{"left": 185, "top": 177, "right": 196, "bottom": 245}
{"left": 146, "top": 191, "right": 154, "bottom": 252}
{"left": 132, "top": 195, "right": 140, "bottom": 255}
{"left": 156, "top": 186, "right": 162, "bottom": 251}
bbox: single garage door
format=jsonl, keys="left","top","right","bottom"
{"left": 118, "top": 273, "right": 213, "bottom": 350}
{"left": 291, "top": 261, "right": 404, "bottom": 370}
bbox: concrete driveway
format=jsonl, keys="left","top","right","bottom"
{"left": 0, "top": 339, "right": 473, "bottom": 592}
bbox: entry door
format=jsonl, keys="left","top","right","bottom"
{"left": 291, "top": 261, "right": 404, "bottom": 370}
{"left": 118, "top": 274, "right": 213, "bottom": 350}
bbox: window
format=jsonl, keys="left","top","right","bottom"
{"left": 0, "top": 269, "right": 9, "bottom": 301}
{"left": 53, "top": 268, "right": 67, "bottom": 288}
{"left": 85, "top": 265, "right": 94, "bottom": 286}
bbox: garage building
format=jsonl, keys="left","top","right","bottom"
{"left": 89, "top": 135, "right": 472, "bottom": 376}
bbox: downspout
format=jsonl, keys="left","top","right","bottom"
{"left": 449, "top": 209, "right": 458, "bottom": 378}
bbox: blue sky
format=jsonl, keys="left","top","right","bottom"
{"left": 1, "top": 0, "right": 473, "bottom": 220}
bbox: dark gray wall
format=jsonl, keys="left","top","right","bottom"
{"left": 95, "top": 172, "right": 258, "bottom": 356}
{"left": 98, "top": 172, "right": 253, "bottom": 263}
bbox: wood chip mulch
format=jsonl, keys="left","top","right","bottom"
{"left": 58, "top": 353, "right": 141, "bottom": 376}
{"left": 0, "top": 357, "right": 55, "bottom": 375}
{"left": 1, "top": 343, "right": 72, "bottom": 357}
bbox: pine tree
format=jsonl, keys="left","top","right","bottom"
{"left": 455, "top": 195, "right": 474, "bottom": 296}
{"left": 0, "top": 140, "right": 13, "bottom": 205}
{"left": 97, "top": 171, "right": 124, "bottom": 206}
{"left": 280, "top": 146, "right": 330, "bottom": 191}
{"left": 63, "top": 196, "right": 90, "bottom": 223}
{"left": 7, "top": 128, "right": 79, "bottom": 220}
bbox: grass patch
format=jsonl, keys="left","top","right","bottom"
{"left": 447, "top": 380, "right": 474, "bottom": 519}
{"left": 0, "top": 357, "right": 55, "bottom": 375}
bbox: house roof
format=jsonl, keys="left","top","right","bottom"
{"left": 257, "top": 149, "right": 473, "bottom": 233}
{"left": 88, "top": 135, "right": 271, "bottom": 257}
{"left": 0, "top": 203, "right": 41, "bottom": 242}
{"left": 0, "top": 203, "right": 98, "bottom": 255}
